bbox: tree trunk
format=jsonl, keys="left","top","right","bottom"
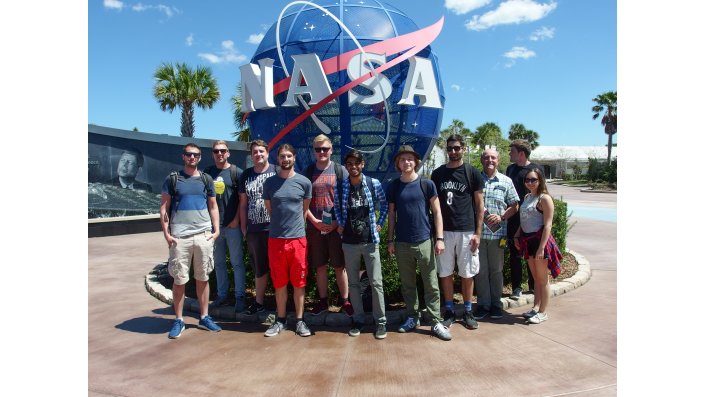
{"left": 606, "top": 133, "right": 613, "bottom": 166}
{"left": 180, "top": 104, "right": 195, "bottom": 137}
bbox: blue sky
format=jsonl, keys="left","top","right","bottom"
{"left": 89, "top": 0, "right": 616, "bottom": 146}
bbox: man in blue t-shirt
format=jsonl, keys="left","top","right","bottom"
{"left": 159, "top": 143, "right": 221, "bottom": 339}
{"left": 387, "top": 145, "right": 452, "bottom": 341}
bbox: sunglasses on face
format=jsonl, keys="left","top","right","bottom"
{"left": 314, "top": 147, "right": 331, "bottom": 153}
{"left": 446, "top": 146, "right": 463, "bottom": 152}
{"left": 524, "top": 178, "right": 539, "bottom": 183}
{"left": 183, "top": 152, "right": 201, "bottom": 158}
{"left": 212, "top": 149, "right": 228, "bottom": 154}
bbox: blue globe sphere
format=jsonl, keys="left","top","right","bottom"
{"left": 249, "top": 0, "right": 444, "bottom": 184}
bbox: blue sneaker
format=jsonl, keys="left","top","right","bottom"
{"left": 168, "top": 319, "right": 185, "bottom": 339}
{"left": 198, "top": 315, "right": 222, "bottom": 332}
{"left": 398, "top": 317, "right": 419, "bottom": 333}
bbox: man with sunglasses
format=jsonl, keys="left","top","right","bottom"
{"left": 204, "top": 141, "right": 246, "bottom": 312}
{"left": 506, "top": 139, "right": 542, "bottom": 300}
{"left": 304, "top": 134, "right": 352, "bottom": 316}
{"left": 160, "top": 143, "right": 221, "bottom": 339}
{"left": 430, "top": 134, "right": 485, "bottom": 331}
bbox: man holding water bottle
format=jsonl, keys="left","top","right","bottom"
{"left": 304, "top": 134, "right": 353, "bottom": 316}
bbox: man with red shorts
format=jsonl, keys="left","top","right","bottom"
{"left": 262, "top": 144, "right": 313, "bottom": 337}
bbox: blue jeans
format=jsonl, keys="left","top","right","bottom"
{"left": 213, "top": 226, "right": 245, "bottom": 299}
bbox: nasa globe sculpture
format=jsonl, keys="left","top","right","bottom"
{"left": 241, "top": 0, "right": 445, "bottom": 183}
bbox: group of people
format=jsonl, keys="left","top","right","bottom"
{"left": 158, "top": 136, "right": 562, "bottom": 341}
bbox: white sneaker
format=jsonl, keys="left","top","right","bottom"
{"left": 265, "top": 321, "right": 285, "bottom": 337}
{"left": 528, "top": 312, "right": 548, "bottom": 324}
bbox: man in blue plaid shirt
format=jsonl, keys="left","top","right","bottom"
{"left": 474, "top": 148, "right": 519, "bottom": 320}
{"left": 334, "top": 149, "right": 389, "bottom": 339}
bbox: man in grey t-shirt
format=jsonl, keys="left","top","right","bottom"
{"left": 262, "top": 144, "right": 313, "bottom": 337}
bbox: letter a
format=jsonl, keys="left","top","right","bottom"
{"left": 397, "top": 56, "right": 442, "bottom": 108}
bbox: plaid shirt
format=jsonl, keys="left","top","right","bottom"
{"left": 333, "top": 174, "right": 388, "bottom": 244}
{"left": 481, "top": 171, "right": 520, "bottom": 240}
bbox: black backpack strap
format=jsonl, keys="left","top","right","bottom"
{"left": 230, "top": 165, "right": 239, "bottom": 190}
{"left": 464, "top": 163, "right": 473, "bottom": 191}
{"left": 334, "top": 162, "right": 344, "bottom": 183}
{"left": 365, "top": 175, "right": 379, "bottom": 211}
{"left": 304, "top": 163, "right": 315, "bottom": 181}
{"left": 200, "top": 172, "right": 213, "bottom": 194}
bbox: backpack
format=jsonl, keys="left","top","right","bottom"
{"left": 167, "top": 171, "right": 213, "bottom": 230}
{"left": 389, "top": 176, "right": 435, "bottom": 239}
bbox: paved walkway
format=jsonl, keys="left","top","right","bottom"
{"left": 88, "top": 183, "right": 617, "bottom": 396}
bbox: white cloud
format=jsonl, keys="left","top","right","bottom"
{"left": 104, "top": 0, "right": 124, "bottom": 10}
{"left": 451, "top": 84, "right": 461, "bottom": 91}
{"left": 198, "top": 40, "right": 247, "bottom": 64}
{"left": 465, "top": 0, "right": 557, "bottom": 31}
{"left": 131, "top": 3, "right": 180, "bottom": 18}
{"left": 529, "top": 26, "right": 555, "bottom": 41}
{"left": 504, "top": 46, "right": 536, "bottom": 59}
{"left": 444, "top": 0, "right": 492, "bottom": 15}
{"left": 186, "top": 33, "right": 194, "bottom": 47}
{"left": 246, "top": 33, "right": 264, "bottom": 45}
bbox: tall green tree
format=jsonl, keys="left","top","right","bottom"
{"left": 153, "top": 62, "right": 220, "bottom": 138}
{"left": 592, "top": 91, "right": 617, "bottom": 165}
{"left": 231, "top": 84, "right": 251, "bottom": 142}
{"left": 507, "top": 123, "right": 540, "bottom": 149}
{"left": 471, "top": 122, "right": 510, "bottom": 171}
{"left": 437, "top": 119, "right": 471, "bottom": 148}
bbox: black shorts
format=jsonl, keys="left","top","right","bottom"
{"left": 246, "top": 231, "right": 270, "bottom": 278}
{"left": 306, "top": 227, "right": 345, "bottom": 268}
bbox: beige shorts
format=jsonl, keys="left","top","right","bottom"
{"left": 168, "top": 231, "right": 215, "bottom": 285}
{"left": 435, "top": 231, "right": 480, "bottom": 278}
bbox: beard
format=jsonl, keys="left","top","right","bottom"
{"left": 280, "top": 162, "right": 293, "bottom": 170}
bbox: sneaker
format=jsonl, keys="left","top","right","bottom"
{"left": 374, "top": 324, "right": 387, "bottom": 340}
{"left": 234, "top": 298, "right": 246, "bottom": 313}
{"left": 441, "top": 309, "right": 456, "bottom": 328}
{"left": 490, "top": 306, "right": 504, "bottom": 319}
{"left": 245, "top": 302, "right": 264, "bottom": 316}
{"left": 198, "top": 315, "right": 222, "bottom": 332}
{"left": 462, "top": 311, "right": 479, "bottom": 330}
{"left": 168, "top": 319, "right": 185, "bottom": 339}
{"left": 348, "top": 322, "right": 363, "bottom": 337}
{"left": 340, "top": 300, "right": 354, "bottom": 316}
{"left": 474, "top": 307, "right": 490, "bottom": 320}
{"left": 398, "top": 317, "right": 419, "bottom": 333}
{"left": 311, "top": 300, "right": 329, "bottom": 315}
{"left": 522, "top": 308, "right": 538, "bottom": 319}
{"left": 296, "top": 320, "right": 312, "bottom": 337}
{"left": 510, "top": 288, "right": 522, "bottom": 300}
{"left": 528, "top": 312, "right": 549, "bottom": 324}
{"left": 432, "top": 322, "right": 452, "bottom": 341}
{"left": 265, "top": 321, "right": 285, "bottom": 337}
{"left": 210, "top": 296, "right": 229, "bottom": 307}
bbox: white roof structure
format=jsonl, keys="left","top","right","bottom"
{"left": 530, "top": 146, "right": 617, "bottom": 161}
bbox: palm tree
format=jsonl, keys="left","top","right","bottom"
{"left": 231, "top": 84, "right": 251, "bottom": 142}
{"left": 592, "top": 91, "right": 617, "bottom": 165}
{"left": 507, "top": 123, "right": 540, "bottom": 149}
{"left": 437, "top": 119, "right": 471, "bottom": 148}
{"left": 472, "top": 122, "right": 504, "bottom": 148}
{"left": 153, "top": 62, "right": 220, "bottom": 138}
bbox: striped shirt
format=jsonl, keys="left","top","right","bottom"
{"left": 481, "top": 171, "right": 519, "bottom": 240}
{"left": 333, "top": 174, "right": 388, "bottom": 244}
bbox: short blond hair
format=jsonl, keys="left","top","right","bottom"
{"left": 312, "top": 134, "right": 331, "bottom": 145}
{"left": 212, "top": 140, "right": 228, "bottom": 149}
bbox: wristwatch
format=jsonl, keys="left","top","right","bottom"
{"left": 436, "top": 237, "right": 444, "bottom": 241}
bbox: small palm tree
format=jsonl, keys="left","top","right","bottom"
{"left": 507, "top": 123, "right": 540, "bottom": 150}
{"left": 231, "top": 84, "right": 251, "bottom": 142}
{"left": 153, "top": 62, "right": 220, "bottom": 138}
{"left": 592, "top": 91, "right": 617, "bottom": 165}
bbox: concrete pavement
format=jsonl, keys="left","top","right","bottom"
{"left": 88, "top": 182, "right": 617, "bottom": 396}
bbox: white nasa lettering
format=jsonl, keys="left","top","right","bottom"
{"left": 346, "top": 52, "right": 392, "bottom": 106}
{"left": 241, "top": 54, "right": 442, "bottom": 111}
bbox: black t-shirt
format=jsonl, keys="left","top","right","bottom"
{"left": 342, "top": 182, "right": 372, "bottom": 244}
{"left": 204, "top": 165, "right": 242, "bottom": 227}
{"left": 431, "top": 164, "right": 484, "bottom": 232}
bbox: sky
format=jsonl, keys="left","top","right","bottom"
{"left": 88, "top": 0, "right": 617, "bottom": 147}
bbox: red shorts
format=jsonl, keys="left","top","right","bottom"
{"left": 268, "top": 237, "right": 308, "bottom": 289}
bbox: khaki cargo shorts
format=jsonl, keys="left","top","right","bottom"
{"left": 168, "top": 231, "right": 215, "bottom": 285}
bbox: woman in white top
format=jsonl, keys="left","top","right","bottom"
{"left": 513, "top": 169, "right": 559, "bottom": 324}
